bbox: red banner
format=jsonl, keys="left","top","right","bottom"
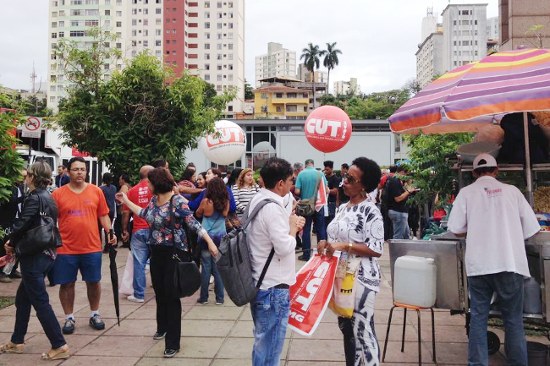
{"left": 288, "top": 254, "right": 339, "bottom": 336}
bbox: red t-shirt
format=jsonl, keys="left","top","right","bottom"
{"left": 124, "top": 180, "right": 152, "bottom": 233}
{"left": 52, "top": 184, "right": 110, "bottom": 254}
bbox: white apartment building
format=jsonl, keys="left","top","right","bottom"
{"left": 486, "top": 16, "right": 499, "bottom": 41}
{"left": 48, "top": 0, "right": 126, "bottom": 110}
{"left": 333, "top": 78, "right": 360, "bottom": 96}
{"left": 416, "top": 31, "right": 444, "bottom": 89}
{"left": 441, "top": 3, "right": 488, "bottom": 72}
{"left": 185, "top": 0, "right": 245, "bottom": 117}
{"left": 254, "top": 42, "right": 297, "bottom": 87}
{"left": 47, "top": 0, "right": 244, "bottom": 117}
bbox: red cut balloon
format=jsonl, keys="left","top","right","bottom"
{"left": 304, "top": 106, "right": 352, "bottom": 153}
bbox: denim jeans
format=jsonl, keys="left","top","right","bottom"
{"left": 199, "top": 249, "right": 224, "bottom": 303}
{"left": 251, "top": 288, "right": 290, "bottom": 366}
{"left": 468, "top": 272, "right": 527, "bottom": 366}
{"left": 131, "top": 229, "right": 150, "bottom": 300}
{"left": 12, "top": 253, "right": 66, "bottom": 349}
{"left": 388, "top": 210, "right": 410, "bottom": 239}
{"left": 302, "top": 209, "right": 327, "bottom": 260}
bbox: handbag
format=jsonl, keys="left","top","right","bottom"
{"left": 172, "top": 249, "right": 201, "bottom": 298}
{"left": 328, "top": 255, "right": 361, "bottom": 318}
{"left": 168, "top": 195, "right": 201, "bottom": 298}
{"left": 15, "top": 193, "right": 62, "bottom": 257}
{"left": 296, "top": 172, "right": 322, "bottom": 217}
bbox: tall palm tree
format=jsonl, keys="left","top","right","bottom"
{"left": 323, "top": 42, "right": 342, "bottom": 95}
{"left": 300, "top": 43, "right": 324, "bottom": 109}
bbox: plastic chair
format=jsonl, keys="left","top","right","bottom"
{"left": 382, "top": 301, "right": 436, "bottom": 365}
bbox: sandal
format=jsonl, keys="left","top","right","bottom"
{"left": 0, "top": 341, "right": 24, "bottom": 354}
{"left": 41, "top": 344, "right": 70, "bottom": 360}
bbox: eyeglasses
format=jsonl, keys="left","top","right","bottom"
{"left": 343, "top": 173, "right": 358, "bottom": 185}
{"left": 70, "top": 168, "right": 86, "bottom": 172}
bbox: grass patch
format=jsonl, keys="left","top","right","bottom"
{"left": 0, "top": 296, "right": 15, "bottom": 309}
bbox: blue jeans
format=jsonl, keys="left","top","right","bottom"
{"left": 468, "top": 272, "right": 527, "bottom": 366}
{"left": 302, "top": 209, "right": 327, "bottom": 260}
{"left": 131, "top": 229, "right": 150, "bottom": 300}
{"left": 12, "top": 253, "right": 66, "bottom": 349}
{"left": 251, "top": 288, "right": 290, "bottom": 366}
{"left": 388, "top": 210, "right": 410, "bottom": 239}
{"left": 199, "top": 249, "right": 224, "bottom": 303}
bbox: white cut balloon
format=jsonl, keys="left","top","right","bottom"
{"left": 198, "top": 120, "right": 246, "bottom": 165}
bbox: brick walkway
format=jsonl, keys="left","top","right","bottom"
{"left": 0, "top": 243, "right": 547, "bottom": 365}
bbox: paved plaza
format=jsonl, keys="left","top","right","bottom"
{"left": 0, "top": 243, "right": 547, "bottom": 365}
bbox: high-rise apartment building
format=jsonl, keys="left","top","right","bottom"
{"left": 254, "top": 42, "right": 296, "bottom": 87}
{"left": 441, "top": 4, "right": 488, "bottom": 72}
{"left": 47, "top": 0, "right": 244, "bottom": 117}
{"left": 416, "top": 31, "right": 444, "bottom": 89}
{"left": 333, "top": 78, "right": 360, "bottom": 96}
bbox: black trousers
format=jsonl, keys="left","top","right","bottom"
{"left": 150, "top": 246, "right": 182, "bottom": 350}
{"left": 338, "top": 316, "right": 355, "bottom": 366}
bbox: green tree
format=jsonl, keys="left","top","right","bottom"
{"left": 56, "top": 32, "right": 232, "bottom": 182}
{"left": 404, "top": 132, "right": 473, "bottom": 207}
{"left": 300, "top": 43, "right": 324, "bottom": 108}
{"left": 244, "top": 80, "right": 254, "bottom": 100}
{"left": 322, "top": 42, "right": 342, "bottom": 95}
{"left": 0, "top": 93, "right": 26, "bottom": 204}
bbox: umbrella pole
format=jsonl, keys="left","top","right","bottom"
{"left": 523, "top": 112, "right": 534, "bottom": 206}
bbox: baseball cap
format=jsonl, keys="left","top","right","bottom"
{"left": 473, "top": 153, "right": 498, "bottom": 170}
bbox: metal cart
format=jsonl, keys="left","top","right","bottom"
{"left": 389, "top": 232, "right": 550, "bottom": 354}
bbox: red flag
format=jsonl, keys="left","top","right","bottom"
{"left": 288, "top": 254, "right": 339, "bottom": 336}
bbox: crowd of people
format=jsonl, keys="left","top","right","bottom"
{"left": 0, "top": 152, "right": 541, "bottom": 366}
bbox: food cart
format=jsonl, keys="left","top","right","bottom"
{"left": 390, "top": 232, "right": 550, "bottom": 353}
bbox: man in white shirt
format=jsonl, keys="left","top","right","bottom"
{"left": 247, "top": 157, "right": 305, "bottom": 366}
{"left": 447, "top": 153, "right": 540, "bottom": 366}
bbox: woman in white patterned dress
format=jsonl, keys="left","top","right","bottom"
{"left": 318, "top": 157, "right": 384, "bottom": 366}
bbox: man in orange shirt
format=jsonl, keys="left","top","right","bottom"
{"left": 51, "top": 157, "right": 117, "bottom": 334}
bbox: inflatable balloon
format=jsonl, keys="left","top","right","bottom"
{"left": 198, "top": 120, "right": 246, "bottom": 165}
{"left": 304, "top": 106, "right": 352, "bottom": 153}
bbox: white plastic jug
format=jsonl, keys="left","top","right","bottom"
{"left": 393, "top": 256, "right": 437, "bottom": 308}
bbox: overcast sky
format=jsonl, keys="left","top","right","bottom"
{"left": 0, "top": 0, "right": 497, "bottom": 94}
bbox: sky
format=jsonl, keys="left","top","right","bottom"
{"left": 0, "top": 0, "right": 497, "bottom": 94}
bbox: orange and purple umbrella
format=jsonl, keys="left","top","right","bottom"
{"left": 389, "top": 48, "right": 550, "bottom": 134}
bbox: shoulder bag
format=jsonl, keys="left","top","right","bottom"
{"left": 15, "top": 193, "right": 62, "bottom": 257}
{"left": 168, "top": 195, "right": 201, "bottom": 298}
{"left": 295, "top": 172, "right": 322, "bottom": 217}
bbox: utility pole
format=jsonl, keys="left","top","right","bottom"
{"left": 30, "top": 62, "right": 38, "bottom": 114}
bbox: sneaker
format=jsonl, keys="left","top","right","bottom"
{"left": 127, "top": 295, "right": 144, "bottom": 303}
{"left": 62, "top": 318, "right": 75, "bottom": 334}
{"left": 8, "top": 270, "right": 22, "bottom": 279}
{"left": 209, "top": 275, "right": 214, "bottom": 284}
{"left": 196, "top": 299, "right": 208, "bottom": 305}
{"left": 0, "top": 274, "right": 12, "bottom": 283}
{"left": 215, "top": 300, "right": 224, "bottom": 305}
{"left": 163, "top": 348, "right": 179, "bottom": 358}
{"left": 153, "top": 331, "right": 167, "bottom": 340}
{"left": 297, "top": 255, "right": 310, "bottom": 261}
{"left": 89, "top": 314, "right": 105, "bottom": 330}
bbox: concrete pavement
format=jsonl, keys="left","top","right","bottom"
{"left": 0, "top": 243, "right": 547, "bottom": 365}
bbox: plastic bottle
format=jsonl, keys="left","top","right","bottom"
{"left": 336, "top": 251, "right": 348, "bottom": 278}
{"left": 523, "top": 278, "right": 542, "bottom": 314}
{"left": 3, "top": 256, "right": 15, "bottom": 275}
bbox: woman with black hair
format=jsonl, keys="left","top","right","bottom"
{"left": 318, "top": 157, "right": 384, "bottom": 366}
{"left": 195, "top": 177, "right": 229, "bottom": 305}
{"left": 117, "top": 167, "right": 218, "bottom": 358}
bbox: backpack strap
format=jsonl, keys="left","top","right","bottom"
{"left": 241, "top": 198, "right": 279, "bottom": 289}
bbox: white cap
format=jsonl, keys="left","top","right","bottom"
{"left": 473, "top": 153, "right": 498, "bottom": 170}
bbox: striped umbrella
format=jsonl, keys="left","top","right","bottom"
{"left": 389, "top": 48, "right": 550, "bottom": 134}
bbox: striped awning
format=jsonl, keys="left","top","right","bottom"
{"left": 389, "top": 48, "right": 550, "bottom": 134}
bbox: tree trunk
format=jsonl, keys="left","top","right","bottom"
{"left": 312, "top": 70, "right": 316, "bottom": 110}
{"left": 326, "top": 69, "right": 330, "bottom": 95}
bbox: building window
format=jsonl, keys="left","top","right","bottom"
{"left": 205, "top": 22, "right": 210, "bottom": 29}
{"left": 205, "top": 43, "right": 210, "bottom": 49}
{"left": 105, "top": 9, "right": 110, "bottom": 15}
{"left": 116, "top": 21, "right": 122, "bottom": 27}
{"left": 156, "top": 8, "right": 161, "bottom": 14}
{"left": 275, "top": 93, "right": 283, "bottom": 98}
{"left": 204, "top": 74, "right": 210, "bottom": 81}
{"left": 156, "top": 40, "right": 162, "bottom": 46}
{"left": 51, "top": 33, "right": 57, "bottom": 38}
{"left": 58, "top": 31, "right": 64, "bottom": 37}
